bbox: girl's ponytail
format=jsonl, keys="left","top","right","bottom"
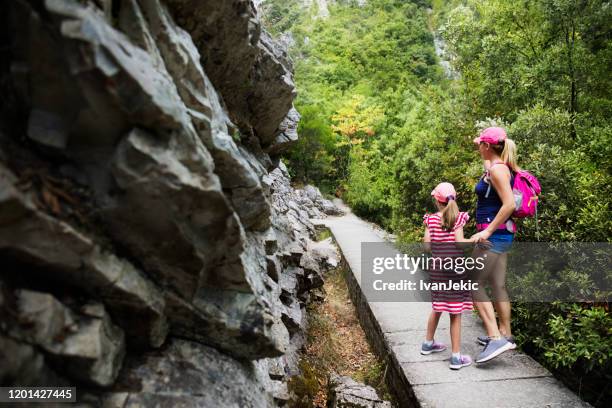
{"left": 501, "top": 138, "right": 520, "bottom": 172}
{"left": 441, "top": 198, "right": 459, "bottom": 231}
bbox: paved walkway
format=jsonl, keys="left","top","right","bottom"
{"left": 312, "top": 200, "right": 589, "bottom": 408}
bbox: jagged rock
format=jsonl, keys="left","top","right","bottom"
{"left": 309, "top": 237, "right": 341, "bottom": 269}
{"left": 27, "top": 109, "right": 69, "bottom": 150}
{"left": 163, "top": 0, "right": 259, "bottom": 129}
{"left": 278, "top": 160, "right": 291, "bottom": 178}
{"left": 279, "top": 268, "right": 300, "bottom": 300}
{"left": 164, "top": 0, "right": 296, "bottom": 146}
{"left": 252, "top": 31, "right": 297, "bottom": 145}
{"left": 109, "top": 128, "right": 244, "bottom": 295}
{"left": 17, "top": 0, "right": 258, "bottom": 299}
{"left": 303, "top": 185, "right": 321, "bottom": 202}
{"left": 278, "top": 32, "right": 296, "bottom": 55}
{"left": 44, "top": 0, "right": 191, "bottom": 141}
{"left": 319, "top": 198, "right": 345, "bottom": 216}
{"left": 7, "top": 1, "right": 85, "bottom": 153}
{"left": 300, "top": 251, "right": 325, "bottom": 291}
{"left": 279, "top": 248, "right": 302, "bottom": 269}
{"left": 131, "top": 0, "right": 271, "bottom": 231}
{"left": 0, "top": 164, "right": 168, "bottom": 349}
{"left": 6, "top": 289, "right": 76, "bottom": 347}
{"left": 299, "top": 184, "right": 344, "bottom": 216}
{"left": 280, "top": 298, "right": 303, "bottom": 334}
{"left": 51, "top": 303, "right": 125, "bottom": 387}
{"left": 328, "top": 373, "right": 392, "bottom": 408}
{"left": 0, "top": 0, "right": 344, "bottom": 402}
{"left": 12, "top": 0, "right": 257, "bottom": 294}
{"left": 264, "top": 230, "right": 279, "bottom": 255}
{"left": 300, "top": 251, "right": 321, "bottom": 275}
{"left": 18, "top": 1, "right": 284, "bottom": 360}
{"left": 118, "top": 0, "right": 168, "bottom": 70}
{"left": 0, "top": 334, "right": 64, "bottom": 387}
{"left": 165, "top": 289, "right": 286, "bottom": 360}
{"left": 253, "top": 358, "right": 292, "bottom": 406}
{"left": 110, "top": 128, "right": 287, "bottom": 359}
{"left": 266, "top": 255, "right": 282, "bottom": 282}
{"left": 6, "top": 290, "right": 125, "bottom": 387}
{"left": 264, "top": 357, "right": 287, "bottom": 381}
{"left": 104, "top": 339, "right": 275, "bottom": 407}
{"left": 283, "top": 333, "right": 306, "bottom": 378}
{"left": 287, "top": 199, "right": 302, "bottom": 214}
{"left": 270, "top": 380, "right": 291, "bottom": 404}
{"left": 143, "top": 225, "right": 288, "bottom": 360}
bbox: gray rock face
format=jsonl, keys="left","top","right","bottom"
{"left": 309, "top": 237, "right": 341, "bottom": 268}
{"left": 266, "top": 107, "right": 301, "bottom": 155}
{"left": 0, "top": 280, "right": 126, "bottom": 387}
{"left": 44, "top": 0, "right": 191, "bottom": 139}
{"left": 129, "top": 0, "right": 271, "bottom": 231}
{"left": 9, "top": 291, "right": 125, "bottom": 387}
{"left": 9, "top": 0, "right": 284, "bottom": 360}
{"left": 251, "top": 30, "right": 298, "bottom": 145}
{"left": 109, "top": 128, "right": 242, "bottom": 295}
{"left": 0, "top": 0, "right": 336, "bottom": 404}
{"left": 328, "top": 374, "right": 392, "bottom": 408}
{"left": 103, "top": 339, "right": 275, "bottom": 407}
{"left": 164, "top": 0, "right": 297, "bottom": 146}
{"left": 0, "top": 163, "right": 168, "bottom": 349}
{"left": 298, "top": 185, "right": 345, "bottom": 216}
{"left": 0, "top": 335, "right": 63, "bottom": 387}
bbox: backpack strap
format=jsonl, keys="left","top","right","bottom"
{"left": 484, "top": 161, "right": 507, "bottom": 198}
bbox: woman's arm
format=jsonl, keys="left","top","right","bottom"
{"left": 473, "top": 165, "right": 516, "bottom": 241}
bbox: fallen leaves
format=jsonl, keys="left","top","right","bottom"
{"left": 17, "top": 168, "right": 89, "bottom": 223}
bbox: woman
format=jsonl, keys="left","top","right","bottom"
{"left": 470, "top": 127, "right": 518, "bottom": 363}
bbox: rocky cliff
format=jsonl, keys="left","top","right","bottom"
{"left": 0, "top": 0, "right": 340, "bottom": 406}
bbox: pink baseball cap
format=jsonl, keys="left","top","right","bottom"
{"left": 473, "top": 127, "right": 507, "bottom": 145}
{"left": 431, "top": 182, "right": 456, "bottom": 203}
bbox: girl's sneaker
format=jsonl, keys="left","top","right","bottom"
{"left": 449, "top": 354, "right": 472, "bottom": 370}
{"left": 420, "top": 341, "right": 447, "bottom": 355}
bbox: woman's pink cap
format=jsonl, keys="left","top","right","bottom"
{"left": 473, "top": 127, "right": 507, "bottom": 145}
{"left": 431, "top": 182, "right": 456, "bottom": 203}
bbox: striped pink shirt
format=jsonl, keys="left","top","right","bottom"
{"left": 423, "top": 211, "right": 473, "bottom": 313}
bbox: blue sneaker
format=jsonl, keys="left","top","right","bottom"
{"left": 475, "top": 337, "right": 514, "bottom": 363}
{"left": 449, "top": 354, "right": 472, "bottom": 370}
{"left": 421, "top": 340, "right": 447, "bottom": 355}
{"left": 477, "top": 335, "right": 517, "bottom": 349}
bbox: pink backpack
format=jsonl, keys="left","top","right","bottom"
{"left": 511, "top": 170, "right": 541, "bottom": 218}
{"left": 486, "top": 163, "right": 541, "bottom": 218}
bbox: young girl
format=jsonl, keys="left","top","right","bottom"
{"left": 420, "top": 182, "right": 473, "bottom": 370}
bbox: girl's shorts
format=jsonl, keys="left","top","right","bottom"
{"left": 488, "top": 231, "right": 514, "bottom": 254}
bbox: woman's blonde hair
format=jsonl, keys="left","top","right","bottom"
{"left": 440, "top": 199, "right": 459, "bottom": 231}
{"left": 492, "top": 138, "right": 520, "bottom": 172}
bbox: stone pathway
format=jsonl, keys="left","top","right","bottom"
{"left": 312, "top": 200, "right": 589, "bottom": 408}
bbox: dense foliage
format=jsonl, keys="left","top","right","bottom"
{"left": 261, "top": 0, "right": 611, "bottom": 405}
